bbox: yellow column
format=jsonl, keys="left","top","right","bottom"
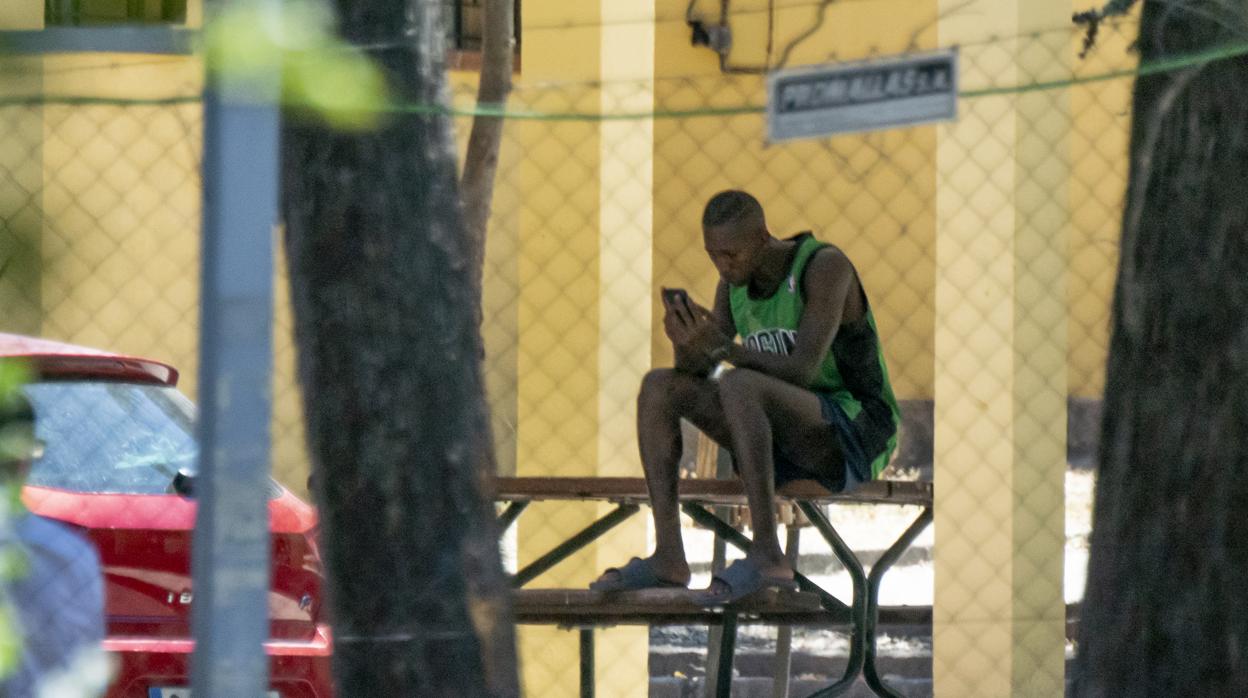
{"left": 0, "top": 1, "right": 43, "bottom": 335}
{"left": 186, "top": 0, "right": 203, "bottom": 27}
{"left": 933, "top": 1, "right": 1068, "bottom": 695}
{"left": 515, "top": 1, "right": 653, "bottom": 695}
{"left": 596, "top": 1, "right": 655, "bottom": 694}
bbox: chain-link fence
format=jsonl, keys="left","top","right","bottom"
{"left": 455, "top": 18, "right": 1138, "bottom": 695}
{"left": 0, "top": 9, "right": 1164, "bottom": 696}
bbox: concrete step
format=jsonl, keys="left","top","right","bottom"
{"left": 649, "top": 675, "right": 932, "bottom": 698}
{"left": 650, "top": 650, "right": 931, "bottom": 682}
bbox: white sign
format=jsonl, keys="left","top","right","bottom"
{"left": 766, "top": 49, "right": 958, "bottom": 142}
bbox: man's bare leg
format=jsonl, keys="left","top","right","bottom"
{"left": 594, "top": 368, "right": 733, "bottom": 587}
{"left": 712, "top": 368, "right": 844, "bottom": 589}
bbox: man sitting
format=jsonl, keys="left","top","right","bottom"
{"left": 0, "top": 388, "right": 107, "bottom": 695}
{"left": 591, "top": 190, "right": 900, "bottom": 604}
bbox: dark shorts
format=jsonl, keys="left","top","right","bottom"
{"left": 771, "top": 393, "right": 874, "bottom": 494}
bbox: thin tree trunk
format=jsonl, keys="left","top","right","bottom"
{"left": 279, "top": 0, "right": 518, "bottom": 695}
{"left": 459, "top": 0, "right": 514, "bottom": 324}
{"left": 1072, "top": 2, "right": 1248, "bottom": 695}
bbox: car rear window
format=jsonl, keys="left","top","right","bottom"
{"left": 24, "top": 381, "right": 201, "bottom": 495}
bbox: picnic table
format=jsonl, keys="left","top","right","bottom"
{"left": 495, "top": 476, "right": 933, "bottom": 698}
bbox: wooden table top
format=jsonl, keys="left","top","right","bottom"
{"left": 492, "top": 476, "right": 932, "bottom": 506}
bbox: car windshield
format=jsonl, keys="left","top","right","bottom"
{"left": 23, "top": 381, "right": 199, "bottom": 495}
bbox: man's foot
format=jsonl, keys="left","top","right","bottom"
{"left": 590, "top": 556, "right": 690, "bottom": 592}
{"left": 693, "top": 557, "right": 797, "bottom": 606}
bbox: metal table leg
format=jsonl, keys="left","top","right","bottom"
{"left": 681, "top": 503, "right": 859, "bottom": 696}
{"left": 680, "top": 503, "right": 852, "bottom": 616}
{"left": 680, "top": 500, "right": 931, "bottom": 698}
{"left": 796, "top": 502, "right": 867, "bottom": 698}
{"left": 580, "top": 627, "right": 594, "bottom": 698}
{"left": 863, "top": 507, "right": 933, "bottom": 698}
{"left": 704, "top": 516, "right": 731, "bottom": 696}
{"left": 716, "top": 612, "right": 739, "bottom": 698}
{"left": 497, "top": 500, "right": 529, "bottom": 533}
{"left": 512, "top": 503, "right": 640, "bottom": 587}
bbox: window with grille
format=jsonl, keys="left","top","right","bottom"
{"left": 446, "top": 0, "right": 520, "bottom": 52}
{"left": 45, "top": 0, "right": 187, "bottom": 25}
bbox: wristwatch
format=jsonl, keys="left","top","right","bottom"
{"left": 706, "top": 343, "right": 730, "bottom": 364}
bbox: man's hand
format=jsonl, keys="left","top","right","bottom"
{"left": 664, "top": 294, "right": 731, "bottom": 362}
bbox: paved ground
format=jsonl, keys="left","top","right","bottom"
{"left": 650, "top": 623, "right": 932, "bottom": 697}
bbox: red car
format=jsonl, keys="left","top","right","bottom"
{"left": 1, "top": 333, "right": 333, "bottom": 698}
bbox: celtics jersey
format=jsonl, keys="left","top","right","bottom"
{"left": 728, "top": 233, "right": 901, "bottom": 478}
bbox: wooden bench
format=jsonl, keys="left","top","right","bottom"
{"left": 494, "top": 476, "right": 933, "bottom": 698}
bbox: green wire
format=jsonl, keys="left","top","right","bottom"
{"left": 0, "top": 94, "right": 202, "bottom": 108}
{"left": 3, "top": 39, "right": 1247, "bottom": 118}
{"left": 959, "top": 40, "right": 1248, "bottom": 99}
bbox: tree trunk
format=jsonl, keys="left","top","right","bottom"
{"left": 279, "top": 0, "right": 518, "bottom": 695}
{"left": 459, "top": 0, "right": 514, "bottom": 324}
{"left": 1072, "top": 2, "right": 1248, "bottom": 695}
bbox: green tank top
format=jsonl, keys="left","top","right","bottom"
{"left": 728, "top": 233, "right": 901, "bottom": 478}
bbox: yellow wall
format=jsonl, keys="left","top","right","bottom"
{"left": 2, "top": 0, "right": 1133, "bottom": 488}
{"left": 490, "top": 1, "right": 653, "bottom": 695}
{"left": 1069, "top": 20, "right": 1134, "bottom": 398}
{"left": 33, "top": 53, "right": 203, "bottom": 382}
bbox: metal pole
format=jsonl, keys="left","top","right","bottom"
{"left": 703, "top": 531, "right": 728, "bottom": 695}
{"left": 863, "top": 507, "right": 934, "bottom": 698}
{"left": 771, "top": 525, "right": 802, "bottom": 698}
{"left": 704, "top": 447, "right": 733, "bottom": 695}
{"left": 496, "top": 500, "right": 529, "bottom": 533}
{"left": 579, "top": 628, "right": 595, "bottom": 698}
{"left": 190, "top": 0, "right": 280, "bottom": 694}
{"left": 715, "top": 612, "right": 738, "bottom": 698}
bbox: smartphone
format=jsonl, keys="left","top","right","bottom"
{"left": 661, "top": 287, "right": 691, "bottom": 312}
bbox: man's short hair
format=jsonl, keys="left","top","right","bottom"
{"left": 702, "top": 190, "right": 766, "bottom": 231}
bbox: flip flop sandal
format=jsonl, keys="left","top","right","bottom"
{"left": 589, "top": 557, "right": 688, "bottom": 592}
{"left": 693, "top": 558, "right": 798, "bottom": 606}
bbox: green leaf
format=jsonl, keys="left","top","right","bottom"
{"left": 0, "top": 360, "right": 27, "bottom": 403}
{"left": 285, "top": 49, "right": 389, "bottom": 129}
{"left": 0, "top": 359, "right": 32, "bottom": 465}
{"left": 203, "top": 0, "right": 389, "bottom": 130}
{"left": 0, "top": 604, "right": 21, "bottom": 680}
